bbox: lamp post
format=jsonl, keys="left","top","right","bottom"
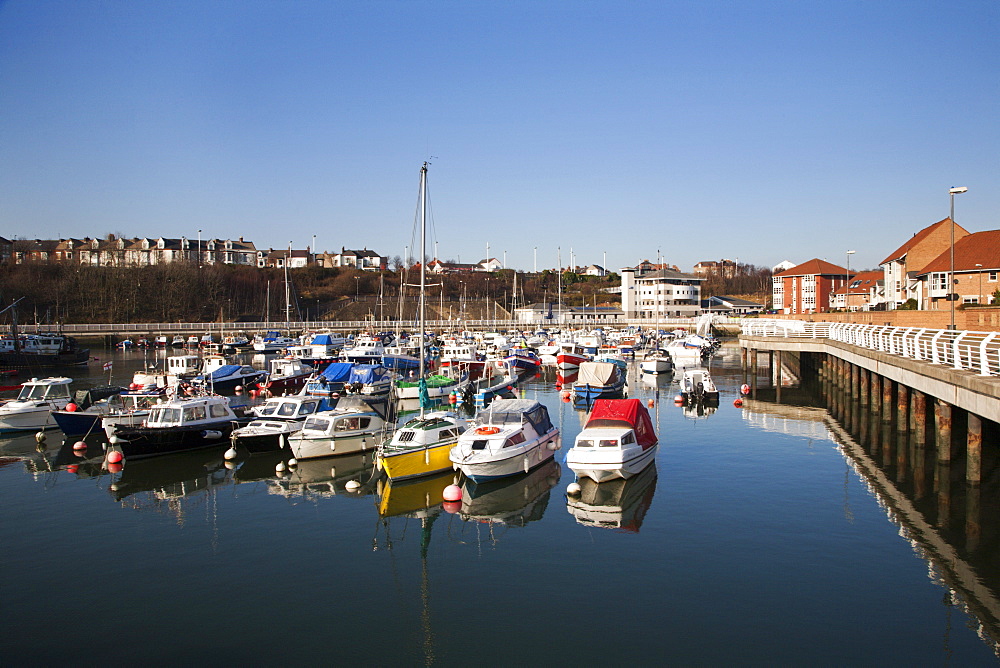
{"left": 976, "top": 264, "right": 983, "bottom": 305}
{"left": 949, "top": 186, "right": 969, "bottom": 330}
{"left": 355, "top": 276, "right": 360, "bottom": 302}
{"left": 198, "top": 229, "right": 202, "bottom": 268}
{"left": 845, "top": 250, "right": 856, "bottom": 311}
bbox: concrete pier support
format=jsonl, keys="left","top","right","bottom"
{"left": 882, "top": 376, "right": 894, "bottom": 422}
{"left": 860, "top": 368, "right": 870, "bottom": 407}
{"left": 896, "top": 385, "right": 909, "bottom": 432}
{"left": 967, "top": 413, "right": 983, "bottom": 485}
{"left": 935, "top": 400, "right": 953, "bottom": 462}
{"left": 912, "top": 390, "right": 927, "bottom": 444}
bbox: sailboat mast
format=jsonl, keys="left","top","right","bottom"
{"left": 419, "top": 162, "right": 428, "bottom": 382}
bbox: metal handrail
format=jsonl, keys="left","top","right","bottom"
{"left": 742, "top": 319, "right": 1000, "bottom": 377}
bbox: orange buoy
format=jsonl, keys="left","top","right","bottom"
{"left": 107, "top": 450, "right": 123, "bottom": 464}
{"left": 65, "top": 403, "right": 77, "bottom": 412}
{"left": 733, "top": 398, "right": 744, "bottom": 407}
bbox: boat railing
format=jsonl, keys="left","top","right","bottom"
{"left": 742, "top": 319, "right": 1000, "bottom": 377}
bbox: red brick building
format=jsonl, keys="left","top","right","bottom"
{"left": 772, "top": 258, "right": 850, "bottom": 314}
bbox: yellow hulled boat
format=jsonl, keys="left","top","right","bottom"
{"left": 378, "top": 410, "right": 468, "bottom": 481}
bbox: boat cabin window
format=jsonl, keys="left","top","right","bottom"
{"left": 277, "top": 403, "right": 297, "bottom": 417}
{"left": 150, "top": 407, "right": 181, "bottom": 425}
{"left": 46, "top": 384, "right": 71, "bottom": 400}
{"left": 299, "top": 401, "right": 318, "bottom": 415}
{"left": 305, "top": 418, "right": 330, "bottom": 432}
{"left": 576, "top": 439, "right": 595, "bottom": 448}
{"left": 184, "top": 406, "right": 207, "bottom": 422}
{"left": 259, "top": 402, "right": 280, "bottom": 416}
{"left": 440, "top": 429, "right": 458, "bottom": 439}
{"left": 599, "top": 439, "right": 619, "bottom": 447}
{"left": 621, "top": 432, "right": 635, "bottom": 445}
{"left": 209, "top": 403, "right": 229, "bottom": 418}
{"left": 504, "top": 433, "right": 526, "bottom": 448}
{"left": 336, "top": 417, "right": 371, "bottom": 431}
{"left": 471, "top": 439, "right": 489, "bottom": 450}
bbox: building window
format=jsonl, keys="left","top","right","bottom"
{"left": 930, "top": 272, "right": 948, "bottom": 292}
{"left": 990, "top": 271, "right": 998, "bottom": 282}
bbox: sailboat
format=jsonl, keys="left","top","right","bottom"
{"left": 394, "top": 162, "right": 468, "bottom": 401}
{"left": 380, "top": 163, "right": 469, "bottom": 481}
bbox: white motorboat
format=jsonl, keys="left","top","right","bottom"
{"left": 231, "top": 394, "right": 328, "bottom": 454}
{"left": 0, "top": 376, "right": 73, "bottom": 432}
{"left": 252, "top": 331, "right": 299, "bottom": 352}
{"left": 566, "top": 398, "right": 658, "bottom": 483}
{"left": 679, "top": 367, "right": 720, "bottom": 403}
{"left": 288, "top": 395, "right": 392, "bottom": 460}
{"left": 340, "top": 335, "right": 386, "bottom": 364}
{"left": 449, "top": 398, "right": 560, "bottom": 484}
{"left": 639, "top": 348, "right": 674, "bottom": 374}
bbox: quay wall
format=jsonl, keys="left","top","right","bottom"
{"left": 766, "top": 307, "right": 1000, "bottom": 332}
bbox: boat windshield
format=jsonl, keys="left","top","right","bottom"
{"left": 258, "top": 401, "right": 281, "bottom": 416}
{"left": 148, "top": 407, "right": 182, "bottom": 425}
{"left": 17, "top": 384, "right": 47, "bottom": 400}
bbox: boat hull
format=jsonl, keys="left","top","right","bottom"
{"left": 452, "top": 431, "right": 559, "bottom": 484}
{"left": 639, "top": 359, "right": 672, "bottom": 374}
{"left": 379, "top": 441, "right": 455, "bottom": 481}
{"left": 567, "top": 444, "right": 658, "bottom": 483}
{"left": 289, "top": 433, "right": 380, "bottom": 460}
{"left": 0, "top": 349, "right": 90, "bottom": 368}
{"left": 51, "top": 410, "right": 103, "bottom": 437}
{"left": 110, "top": 420, "right": 248, "bottom": 459}
{"left": 0, "top": 405, "right": 61, "bottom": 432}
{"left": 233, "top": 429, "right": 294, "bottom": 455}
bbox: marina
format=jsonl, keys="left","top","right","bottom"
{"left": 2, "top": 339, "right": 999, "bottom": 664}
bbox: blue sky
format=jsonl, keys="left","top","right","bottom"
{"left": 1, "top": 0, "right": 997, "bottom": 274}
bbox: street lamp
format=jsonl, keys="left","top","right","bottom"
{"left": 845, "top": 250, "right": 856, "bottom": 311}
{"left": 355, "top": 276, "right": 360, "bottom": 302}
{"left": 949, "top": 186, "right": 969, "bottom": 330}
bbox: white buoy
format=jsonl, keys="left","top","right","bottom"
{"left": 276, "top": 461, "right": 286, "bottom": 472}
{"left": 288, "top": 458, "right": 297, "bottom": 467}
{"left": 345, "top": 480, "right": 361, "bottom": 491}
{"left": 224, "top": 446, "right": 238, "bottom": 460}
{"left": 566, "top": 482, "right": 582, "bottom": 495}
{"left": 35, "top": 431, "right": 46, "bottom": 443}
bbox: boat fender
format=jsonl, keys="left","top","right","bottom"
{"left": 202, "top": 430, "right": 223, "bottom": 439}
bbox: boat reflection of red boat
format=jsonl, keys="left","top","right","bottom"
{"left": 556, "top": 371, "right": 578, "bottom": 388}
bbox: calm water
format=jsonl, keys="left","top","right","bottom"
{"left": 2, "top": 344, "right": 999, "bottom": 665}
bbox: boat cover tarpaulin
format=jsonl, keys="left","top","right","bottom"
{"left": 207, "top": 365, "right": 242, "bottom": 380}
{"left": 319, "top": 362, "right": 355, "bottom": 383}
{"left": 483, "top": 398, "right": 553, "bottom": 434}
{"left": 349, "top": 364, "right": 388, "bottom": 385}
{"left": 576, "top": 362, "right": 621, "bottom": 387}
{"left": 311, "top": 334, "right": 336, "bottom": 346}
{"left": 584, "top": 398, "right": 657, "bottom": 448}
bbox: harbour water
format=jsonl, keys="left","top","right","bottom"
{"left": 2, "top": 344, "right": 999, "bottom": 665}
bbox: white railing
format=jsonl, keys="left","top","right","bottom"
{"left": 742, "top": 319, "right": 1000, "bottom": 377}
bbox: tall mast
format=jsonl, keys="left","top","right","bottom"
{"left": 284, "top": 242, "right": 291, "bottom": 324}
{"left": 419, "top": 162, "right": 428, "bottom": 382}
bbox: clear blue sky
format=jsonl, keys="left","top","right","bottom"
{"left": 1, "top": 0, "right": 997, "bottom": 274}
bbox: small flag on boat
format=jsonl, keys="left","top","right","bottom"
{"left": 103, "top": 361, "right": 113, "bottom": 371}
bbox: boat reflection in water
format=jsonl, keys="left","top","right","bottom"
{"left": 448, "top": 458, "right": 561, "bottom": 530}
{"left": 566, "top": 461, "right": 658, "bottom": 532}
{"left": 267, "top": 451, "right": 378, "bottom": 503}
{"left": 106, "top": 449, "right": 232, "bottom": 509}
